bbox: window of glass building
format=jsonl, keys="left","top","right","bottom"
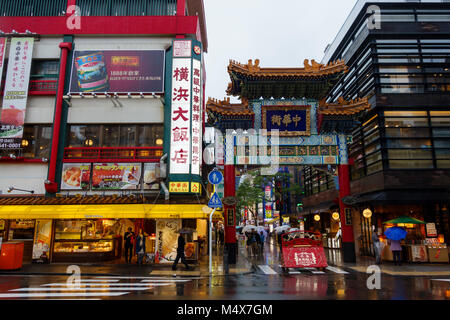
{"left": 19, "top": 125, "right": 52, "bottom": 159}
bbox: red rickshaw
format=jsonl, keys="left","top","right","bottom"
{"left": 280, "top": 230, "right": 328, "bottom": 272}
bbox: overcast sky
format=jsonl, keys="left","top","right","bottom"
{"left": 203, "top": 0, "right": 357, "bottom": 103}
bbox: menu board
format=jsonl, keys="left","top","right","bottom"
{"left": 61, "top": 163, "right": 91, "bottom": 190}
{"left": 92, "top": 163, "right": 141, "bottom": 190}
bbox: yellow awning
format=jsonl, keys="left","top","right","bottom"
{"left": 0, "top": 204, "right": 214, "bottom": 220}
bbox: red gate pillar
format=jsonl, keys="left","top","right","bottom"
{"left": 338, "top": 164, "right": 356, "bottom": 262}
{"left": 224, "top": 164, "right": 237, "bottom": 264}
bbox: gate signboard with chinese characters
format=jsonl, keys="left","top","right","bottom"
{"left": 167, "top": 39, "right": 203, "bottom": 194}
{"left": 282, "top": 246, "right": 328, "bottom": 268}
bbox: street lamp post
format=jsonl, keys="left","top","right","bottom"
{"left": 209, "top": 208, "right": 217, "bottom": 274}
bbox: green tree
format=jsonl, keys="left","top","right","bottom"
{"left": 236, "top": 170, "right": 302, "bottom": 223}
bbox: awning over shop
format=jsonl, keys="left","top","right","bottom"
{"left": 0, "top": 204, "right": 214, "bottom": 220}
{"left": 302, "top": 200, "right": 338, "bottom": 215}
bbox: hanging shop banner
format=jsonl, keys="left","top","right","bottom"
{"left": 92, "top": 163, "right": 141, "bottom": 190}
{"left": 69, "top": 50, "right": 165, "bottom": 93}
{"left": 61, "top": 163, "right": 91, "bottom": 190}
{"left": 143, "top": 163, "right": 159, "bottom": 190}
{"left": 0, "top": 38, "right": 34, "bottom": 148}
{"left": 170, "top": 57, "right": 192, "bottom": 174}
{"left": 191, "top": 58, "right": 203, "bottom": 175}
{"left": 155, "top": 219, "right": 182, "bottom": 263}
{"left": 262, "top": 105, "right": 311, "bottom": 136}
{"left": 32, "top": 219, "right": 53, "bottom": 263}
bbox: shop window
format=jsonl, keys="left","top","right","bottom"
{"left": 8, "top": 220, "right": 35, "bottom": 240}
{"left": 21, "top": 125, "right": 52, "bottom": 159}
{"left": 367, "top": 161, "right": 383, "bottom": 175}
{"left": 431, "top": 117, "right": 450, "bottom": 127}
{"left": 30, "top": 60, "right": 59, "bottom": 80}
{"left": 379, "top": 75, "right": 424, "bottom": 84}
{"left": 120, "top": 125, "right": 137, "bottom": 146}
{"left": 385, "top": 117, "right": 429, "bottom": 127}
{"left": 351, "top": 159, "right": 365, "bottom": 180}
{"left": 365, "top": 151, "right": 382, "bottom": 165}
{"left": 379, "top": 66, "right": 423, "bottom": 73}
{"left": 388, "top": 149, "right": 433, "bottom": 160}
{"left": 432, "top": 128, "right": 450, "bottom": 138}
{"left": 437, "top": 160, "right": 450, "bottom": 168}
{"left": 380, "top": 85, "right": 424, "bottom": 94}
{"left": 102, "top": 125, "right": 120, "bottom": 147}
{"left": 386, "top": 139, "right": 432, "bottom": 149}
{"left": 435, "top": 149, "right": 450, "bottom": 159}
{"left": 385, "top": 127, "right": 430, "bottom": 138}
{"left": 389, "top": 160, "right": 433, "bottom": 169}
{"left": 433, "top": 139, "right": 450, "bottom": 148}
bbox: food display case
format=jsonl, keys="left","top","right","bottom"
{"left": 52, "top": 219, "right": 121, "bottom": 262}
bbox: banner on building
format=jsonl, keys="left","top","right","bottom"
{"left": 92, "top": 163, "right": 141, "bottom": 190}
{"left": 69, "top": 50, "right": 165, "bottom": 94}
{"left": 61, "top": 163, "right": 91, "bottom": 190}
{"left": 32, "top": 219, "right": 52, "bottom": 263}
{"left": 191, "top": 58, "right": 203, "bottom": 175}
{"left": 0, "top": 38, "right": 34, "bottom": 148}
{"left": 170, "top": 57, "right": 192, "bottom": 174}
{"left": 155, "top": 219, "right": 182, "bottom": 263}
{"left": 262, "top": 105, "right": 311, "bottom": 136}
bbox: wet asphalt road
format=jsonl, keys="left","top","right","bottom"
{"left": 0, "top": 241, "right": 448, "bottom": 300}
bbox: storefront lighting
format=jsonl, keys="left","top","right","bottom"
{"left": 21, "top": 139, "right": 29, "bottom": 147}
{"left": 84, "top": 139, "right": 94, "bottom": 147}
{"left": 363, "top": 208, "right": 372, "bottom": 218}
{"left": 156, "top": 139, "right": 163, "bottom": 146}
{"left": 314, "top": 214, "right": 321, "bottom": 222}
{"left": 332, "top": 211, "right": 340, "bottom": 221}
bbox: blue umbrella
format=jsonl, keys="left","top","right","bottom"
{"left": 384, "top": 227, "right": 407, "bottom": 241}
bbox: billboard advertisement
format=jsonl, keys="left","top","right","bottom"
{"left": 191, "top": 58, "right": 203, "bottom": 175}
{"left": 92, "top": 163, "right": 141, "bottom": 190}
{"left": 155, "top": 219, "right": 182, "bottom": 263}
{"left": 143, "top": 163, "right": 159, "bottom": 190}
{"left": 0, "top": 38, "right": 34, "bottom": 148}
{"left": 68, "top": 50, "right": 165, "bottom": 94}
{"left": 61, "top": 163, "right": 91, "bottom": 190}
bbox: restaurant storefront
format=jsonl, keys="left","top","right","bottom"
{"left": 0, "top": 204, "right": 212, "bottom": 265}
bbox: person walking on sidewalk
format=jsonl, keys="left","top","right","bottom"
{"left": 372, "top": 226, "right": 382, "bottom": 265}
{"left": 388, "top": 239, "right": 402, "bottom": 266}
{"left": 135, "top": 229, "right": 146, "bottom": 265}
{"left": 252, "top": 230, "right": 261, "bottom": 257}
{"left": 124, "top": 227, "right": 135, "bottom": 263}
{"left": 172, "top": 233, "right": 192, "bottom": 271}
{"left": 259, "top": 231, "right": 265, "bottom": 254}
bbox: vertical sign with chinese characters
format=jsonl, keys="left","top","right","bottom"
{"left": 191, "top": 59, "right": 203, "bottom": 176}
{"left": 170, "top": 57, "right": 192, "bottom": 174}
{"left": 0, "top": 38, "right": 34, "bottom": 148}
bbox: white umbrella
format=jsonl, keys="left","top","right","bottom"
{"left": 274, "top": 225, "right": 290, "bottom": 234}
{"left": 289, "top": 228, "right": 300, "bottom": 232}
{"left": 242, "top": 225, "right": 257, "bottom": 233}
{"left": 256, "top": 226, "right": 268, "bottom": 238}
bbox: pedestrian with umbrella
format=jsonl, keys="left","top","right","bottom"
{"left": 384, "top": 226, "right": 407, "bottom": 266}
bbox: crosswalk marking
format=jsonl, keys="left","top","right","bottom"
{"left": 325, "top": 266, "right": 349, "bottom": 274}
{"left": 11, "top": 287, "right": 151, "bottom": 292}
{"left": 0, "top": 277, "right": 194, "bottom": 300}
{"left": 41, "top": 283, "right": 172, "bottom": 287}
{"left": 258, "top": 265, "right": 277, "bottom": 275}
{"left": 0, "top": 292, "right": 129, "bottom": 298}
{"left": 303, "top": 267, "right": 325, "bottom": 274}
{"left": 431, "top": 279, "right": 450, "bottom": 282}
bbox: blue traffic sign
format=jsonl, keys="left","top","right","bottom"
{"left": 208, "top": 169, "right": 223, "bottom": 185}
{"left": 208, "top": 192, "right": 223, "bottom": 208}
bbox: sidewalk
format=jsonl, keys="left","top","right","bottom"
{"left": 0, "top": 245, "right": 253, "bottom": 277}
{"left": 325, "top": 248, "right": 450, "bottom": 276}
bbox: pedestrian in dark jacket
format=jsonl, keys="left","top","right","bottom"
{"left": 135, "top": 229, "right": 146, "bottom": 265}
{"left": 172, "top": 233, "right": 191, "bottom": 271}
{"left": 123, "top": 227, "right": 135, "bottom": 263}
